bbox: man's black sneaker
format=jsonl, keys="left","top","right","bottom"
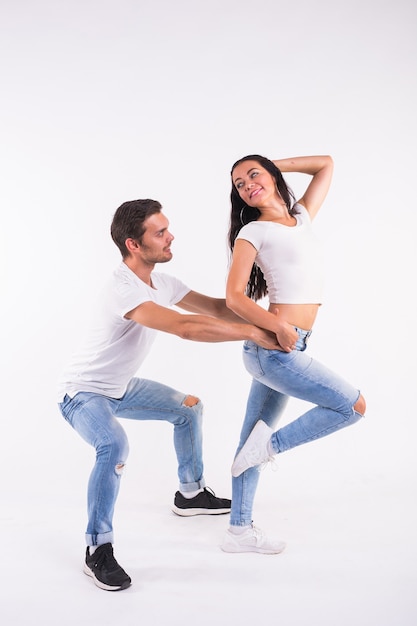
{"left": 172, "top": 487, "right": 231, "bottom": 516}
{"left": 84, "top": 543, "right": 131, "bottom": 591}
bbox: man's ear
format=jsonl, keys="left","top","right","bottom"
{"left": 125, "top": 238, "right": 140, "bottom": 253}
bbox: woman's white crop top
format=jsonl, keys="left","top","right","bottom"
{"left": 236, "top": 204, "right": 324, "bottom": 304}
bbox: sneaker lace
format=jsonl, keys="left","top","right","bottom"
{"left": 258, "top": 455, "right": 278, "bottom": 473}
{"left": 251, "top": 525, "right": 266, "bottom": 542}
{"left": 252, "top": 524, "right": 261, "bottom": 537}
{"left": 94, "top": 545, "right": 118, "bottom": 571}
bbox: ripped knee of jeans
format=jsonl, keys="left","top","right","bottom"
{"left": 353, "top": 393, "right": 366, "bottom": 417}
{"left": 115, "top": 462, "right": 125, "bottom": 476}
{"left": 182, "top": 394, "right": 200, "bottom": 408}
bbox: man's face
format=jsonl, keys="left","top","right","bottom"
{"left": 138, "top": 212, "right": 174, "bottom": 264}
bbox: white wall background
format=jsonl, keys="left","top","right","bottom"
{"left": 1, "top": 0, "right": 416, "bottom": 624}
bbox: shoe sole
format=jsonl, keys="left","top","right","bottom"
{"left": 220, "top": 542, "right": 286, "bottom": 555}
{"left": 83, "top": 564, "right": 131, "bottom": 591}
{"left": 172, "top": 506, "right": 231, "bottom": 516}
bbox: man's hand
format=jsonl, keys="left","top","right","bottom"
{"left": 251, "top": 327, "right": 280, "bottom": 350}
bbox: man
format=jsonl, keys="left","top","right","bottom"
{"left": 58, "top": 199, "right": 277, "bottom": 591}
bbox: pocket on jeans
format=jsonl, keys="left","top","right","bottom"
{"left": 243, "top": 343, "right": 264, "bottom": 378}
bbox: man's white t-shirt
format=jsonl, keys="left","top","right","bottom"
{"left": 58, "top": 262, "right": 190, "bottom": 401}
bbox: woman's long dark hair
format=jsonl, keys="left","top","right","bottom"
{"left": 228, "top": 154, "right": 297, "bottom": 301}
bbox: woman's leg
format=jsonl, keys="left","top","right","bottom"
{"left": 256, "top": 347, "right": 364, "bottom": 453}
{"left": 233, "top": 344, "right": 364, "bottom": 478}
{"left": 224, "top": 341, "right": 365, "bottom": 553}
{"left": 230, "top": 378, "right": 288, "bottom": 526}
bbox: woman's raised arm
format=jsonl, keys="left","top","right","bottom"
{"left": 272, "top": 155, "right": 334, "bottom": 219}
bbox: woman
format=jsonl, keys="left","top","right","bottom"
{"left": 221, "top": 154, "right": 366, "bottom": 554}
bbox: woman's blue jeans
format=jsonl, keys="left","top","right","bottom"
{"left": 59, "top": 377, "right": 205, "bottom": 546}
{"left": 230, "top": 333, "right": 363, "bottom": 526}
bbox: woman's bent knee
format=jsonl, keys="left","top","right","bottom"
{"left": 354, "top": 393, "right": 366, "bottom": 416}
{"left": 183, "top": 394, "right": 200, "bottom": 408}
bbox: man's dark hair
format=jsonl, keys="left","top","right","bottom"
{"left": 111, "top": 199, "right": 162, "bottom": 258}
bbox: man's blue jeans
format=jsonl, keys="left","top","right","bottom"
{"left": 59, "top": 378, "right": 205, "bottom": 546}
{"left": 230, "top": 335, "right": 363, "bottom": 526}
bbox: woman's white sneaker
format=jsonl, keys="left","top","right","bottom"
{"left": 221, "top": 524, "right": 286, "bottom": 554}
{"left": 231, "top": 420, "right": 275, "bottom": 477}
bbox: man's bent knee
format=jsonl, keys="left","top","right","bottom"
{"left": 183, "top": 394, "right": 200, "bottom": 407}
{"left": 115, "top": 463, "right": 125, "bottom": 476}
{"left": 354, "top": 393, "right": 366, "bottom": 416}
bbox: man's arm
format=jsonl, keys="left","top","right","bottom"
{"left": 175, "top": 290, "right": 245, "bottom": 323}
{"left": 125, "top": 300, "right": 278, "bottom": 349}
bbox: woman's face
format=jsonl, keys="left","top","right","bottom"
{"left": 232, "top": 160, "right": 277, "bottom": 207}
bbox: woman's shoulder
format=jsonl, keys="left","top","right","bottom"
{"left": 294, "top": 202, "right": 312, "bottom": 223}
{"left": 237, "top": 221, "right": 271, "bottom": 241}
{"left": 294, "top": 202, "right": 307, "bottom": 213}
{"left": 238, "top": 220, "right": 271, "bottom": 234}
{"left": 236, "top": 221, "right": 271, "bottom": 250}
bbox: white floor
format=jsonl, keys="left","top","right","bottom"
{"left": 2, "top": 1, "right": 416, "bottom": 623}
{"left": 2, "top": 415, "right": 416, "bottom": 626}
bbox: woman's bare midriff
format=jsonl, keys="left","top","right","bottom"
{"left": 269, "top": 303, "right": 320, "bottom": 331}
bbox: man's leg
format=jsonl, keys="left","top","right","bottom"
{"left": 59, "top": 393, "right": 131, "bottom": 591}
{"left": 116, "top": 377, "right": 231, "bottom": 515}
